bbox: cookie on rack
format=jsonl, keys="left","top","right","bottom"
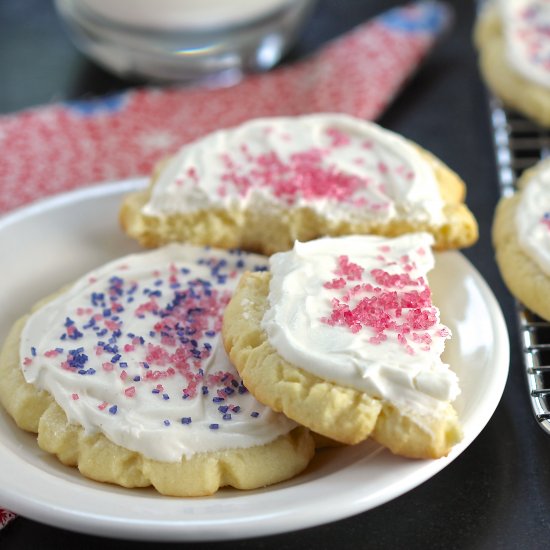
{"left": 493, "top": 158, "right": 550, "bottom": 320}
{"left": 120, "top": 114, "right": 478, "bottom": 255}
{"left": 0, "top": 245, "right": 314, "bottom": 496}
{"left": 474, "top": 0, "right": 550, "bottom": 126}
{"left": 222, "top": 233, "right": 463, "bottom": 459}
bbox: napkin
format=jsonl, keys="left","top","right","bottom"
{"left": 0, "top": 1, "right": 451, "bottom": 215}
{"left": 0, "top": 1, "right": 451, "bottom": 530}
{"left": 0, "top": 509, "right": 16, "bottom": 531}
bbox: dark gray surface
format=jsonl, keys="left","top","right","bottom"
{"left": 1, "top": 1, "right": 548, "bottom": 548}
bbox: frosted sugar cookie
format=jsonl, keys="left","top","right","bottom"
{"left": 475, "top": 0, "right": 550, "bottom": 126}
{"left": 222, "top": 233, "right": 462, "bottom": 459}
{"left": 120, "top": 114, "right": 478, "bottom": 255}
{"left": 0, "top": 245, "right": 314, "bottom": 496}
{"left": 493, "top": 159, "right": 550, "bottom": 320}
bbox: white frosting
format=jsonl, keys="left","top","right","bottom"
{"left": 143, "top": 114, "right": 445, "bottom": 227}
{"left": 500, "top": 0, "right": 550, "bottom": 88}
{"left": 20, "top": 245, "right": 295, "bottom": 462}
{"left": 261, "top": 234, "right": 459, "bottom": 419}
{"left": 516, "top": 160, "right": 550, "bottom": 274}
{"left": 79, "top": 0, "right": 295, "bottom": 30}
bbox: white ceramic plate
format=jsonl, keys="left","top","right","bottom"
{"left": 0, "top": 180, "right": 509, "bottom": 542}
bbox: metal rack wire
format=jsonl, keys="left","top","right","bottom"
{"left": 488, "top": 97, "right": 550, "bottom": 432}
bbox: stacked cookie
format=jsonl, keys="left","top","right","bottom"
{"left": 474, "top": 3, "right": 550, "bottom": 319}
{"left": 493, "top": 159, "right": 550, "bottom": 321}
{"left": 475, "top": 0, "right": 550, "bottom": 126}
{"left": 0, "top": 114, "right": 478, "bottom": 496}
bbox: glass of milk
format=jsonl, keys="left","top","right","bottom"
{"left": 55, "top": 0, "right": 317, "bottom": 85}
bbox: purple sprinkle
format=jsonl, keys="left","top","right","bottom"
{"left": 232, "top": 406, "right": 241, "bottom": 413}
{"left": 218, "top": 405, "right": 229, "bottom": 413}
{"left": 31, "top": 347, "right": 37, "bottom": 357}
{"left": 133, "top": 375, "right": 141, "bottom": 382}
{"left": 163, "top": 419, "right": 170, "bottom": 426}
{"left": 213, "top": 397, "right": 224, "bottom": 403}
{"left": 209, "top": 424, "right": 219, "bottom": 430}
{"left": 119, "top": 362, "right": 128, "bottom": 368}
{"left": 223, "top": 413, "right": 232, "bottom": 421}
{"left": 181, "top": 417, "right": 192, "bottom": 424}
{"left": 162, "top": 393, "right": 169, "bottom": 400}
{"left": 251, "top": 411, "right": 260, "bottom": 418}
{"left": 109, "top": 405, "right": 118, "bottom": 414}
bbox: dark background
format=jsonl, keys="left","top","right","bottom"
{"left": 1, "top": 1, "right": 548, "bottom": 548}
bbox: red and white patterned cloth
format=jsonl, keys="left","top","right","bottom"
{"left": 0, "top": 509, "right": 16, "bottom": 530}
{"left": 0, "top": 1, "right": 450, "bottom": 530}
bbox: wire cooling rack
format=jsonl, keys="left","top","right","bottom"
{"left": 489, "top": 98, "right": 550, "bottom": 432}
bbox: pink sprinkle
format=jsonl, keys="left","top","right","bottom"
{"left": 98, "top": 402, "right": 108, "bottom": 411}
{"left": 23, "top": 357, "right": 32, "bottom": 366}
{"left": 124, "top": 386, "right": 136, "bottom": 397}
{"left": 102, "top": 362, "right": 114, "bottom": 371}
{"left": 104, "top": 319, "right": 121, "bottom": 331}
{"left": 71, "top": 393, "right": 79, "bottom": 400}
{"left": 336, "top": 256, "right": 364, "bottom": 281}
{"left": 44, "top": 350, "right": 59, "bottom": 358}
{"left": 324, "top": 277, "right": 347, "bottom": 289}
{"left": 371, "top": 269, "right": 418, "bottom": 288}
{"left": 325, "top": 127, "right": 351, "bottom": 147}
{"left": 120, "top": 371, "right": 128, "bottom": 381}
{"left": 378, "top": 161, "right": 388, "bottom": 174}
{"left": 124, "top": 344, "right": 135, "bottom": 353}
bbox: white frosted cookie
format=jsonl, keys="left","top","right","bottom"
{"left": 120, "top": 114, "right": 478, "bottom": 254}
{"left": 0, "top": 245, "right": 314, "bottom": 496}
{"left": 493, "top": 159, "right": 550, "bottom": 320}
{"left": 475, "top": 0, "right": 550, "bottom": 126}
{"left": 222, "top": 234, "right": 462, "bottom": 459}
